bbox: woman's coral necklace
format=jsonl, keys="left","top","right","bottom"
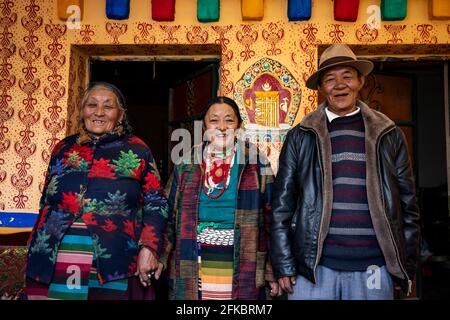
{"left": 202, "top": 144, "right": 235, "bottom": 199}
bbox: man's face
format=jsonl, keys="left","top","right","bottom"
{"left": 318, "top": 66, "right": 364, "bottom": 116}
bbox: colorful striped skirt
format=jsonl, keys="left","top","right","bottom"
{"left": 26, "top": 218, "right": 144, "bottom": 300}
{"left": 197, "top": 227, "right": 234, "bottom": 300}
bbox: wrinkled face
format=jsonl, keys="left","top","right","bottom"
{"left": 319, "top": 66, "right": 364, "bottom": 116}
{"left": 82, "top": 87, "right": 123, "bottom": 136}
{"left": 204, "top": 103, "right": 239, "bottom": 151}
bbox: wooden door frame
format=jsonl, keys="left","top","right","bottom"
{"left": 444, "top": 62, "right": 450, "bottom": 218}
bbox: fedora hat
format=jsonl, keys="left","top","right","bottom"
{"left": 306, "top": 44, "right": 374, "bottom": 90}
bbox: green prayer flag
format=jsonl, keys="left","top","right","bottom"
{"left": 381, "top": 0, "right": 407, "bottom": 21}
{"left": 198, "top": 0, "right": 220, "bottom": 22}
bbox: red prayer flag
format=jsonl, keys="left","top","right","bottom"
{"left": 152, "top": 0, "right": 176, "bottom": 21}
{"left": 334, "top": 0, "right": 360, "bottom": 22}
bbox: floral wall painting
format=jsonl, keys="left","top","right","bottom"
{"left": 234, "top": 58, "right": 301, "bottom": 143}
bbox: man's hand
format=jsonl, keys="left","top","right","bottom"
{"left": 268, "top": 281, "right": 282, "bottom": 296}
{"left": 277, "top": 276, "right": 297, "bottom": 294}
{"left": 135, "top": 246, "right": 158, "bottom": 287}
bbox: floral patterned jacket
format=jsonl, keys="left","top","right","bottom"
{"left": 26, "top": 132, "right": 168, "bottom": 284}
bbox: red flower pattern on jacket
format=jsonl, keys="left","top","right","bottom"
{"left": 143, "top": 172, "right": 161, "bottom": 192}
{"left": 36, "top": 205, "right": 50, "bottom": 230}
{"left": 139, "top": 224, "right": 159, "bottom": 251}
{"left": 58, "top": 192, "right": 81, "bottom": 215}
{"left": 63, "top": 144, "right": 94, "bottom": 165}
{"left": 101, "top": 218, "right": 118, "bottom": 232}
{"left": 128, "top": 256, "right": 138, "bottom": 274}
{"left": 88, "top": 158, "right": 116, "bottom": 179}
{"left": 82, "top": 212, "right": 98, "bottom": 225}
{"left": 123, "top": 219, "right": 135, "bottom": 239}
{"left": 128, "top": 136, "right": 148, "bottom": 148}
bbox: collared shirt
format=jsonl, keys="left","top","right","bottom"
{"left": 325, "top": 106, "right": 361, "bottom": 122}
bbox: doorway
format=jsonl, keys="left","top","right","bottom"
{"left": 89, "top": 58, "right": 220, "bottom": 184}
{"left": 366, "top": 60, "right": 450, "bottom": 300}
{"left": 361, "top": 60, "right": 449, "bottom": 264}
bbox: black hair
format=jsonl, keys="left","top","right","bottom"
{"left": 201, "top": 96, "right": 243, "bottom": 126}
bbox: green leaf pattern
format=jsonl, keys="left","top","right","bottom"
{"left": 112, "top": 150, "right": 140, "bottom": 177}
{"left": 30, "top": 230, "right": 52, "bottom": 255}
{"left": 96, "top": 190, "right": 130, "bottom": 217}
{"left": 49, "top": 244, "right": 58, "bottom": 264}
{"left": 92, "top": 234, "right": 111, "bottom": 259}
{"left": 47, "top": 176, "right": 58, "bottom": 197}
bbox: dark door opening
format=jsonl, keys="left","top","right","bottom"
{"left": 359, "top": 60, "right": 449, "bottom": 299}
{"left": 89, "top": 58, "right": 219, "bottom": 185}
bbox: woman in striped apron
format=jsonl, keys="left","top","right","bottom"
{"left": 158, "top": 96, "right": 280, "bottom": 300}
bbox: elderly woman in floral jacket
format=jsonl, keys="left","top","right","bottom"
{"left": 25, "top": 82, "right": 168, "bottom": 300}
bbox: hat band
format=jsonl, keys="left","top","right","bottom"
{"left": 319, "top": 56, "right": 357, "bottom": 69}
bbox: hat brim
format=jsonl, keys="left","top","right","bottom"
{"left": 305, "top": 59, "right": 374, "bottom": 90}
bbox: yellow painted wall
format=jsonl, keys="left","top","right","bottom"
{"left": 0, "top": 0, "right": 449, "bottom": 220}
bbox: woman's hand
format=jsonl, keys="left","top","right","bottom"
{"left": 154, "top": 262, "right": 164, "bottom": 280}
{"left": 268, "top": 281, "right": 282, "bottom": 297}
{"left": 135, "top": 246, "right": 158, "bottom": 287}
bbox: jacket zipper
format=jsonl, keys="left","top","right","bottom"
{"left": 376, "top": 127, "right": 412, "bottom": 294}
{"left": 300, "top": 127, "right": 325, "bottom": 284}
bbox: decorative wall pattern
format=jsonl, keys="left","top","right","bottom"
{"left": 160, "top": 25, "right": 180, "bottom": 44}
{"left": 134, "top": 23, "right": 155, "bottom": 44}
{"left": 414, "top": 24, "right": 438, "bottom": 44}
{"left": 0, "top": 0, "right": 16, "bottom": 211}
{"left": 212, "top": 25, "right": 233, "bottom": 95}
{"left": 385, "top": 24, "right": 406, "bottom": 43}
{"left": 262, "top": 22, "right": 284, "bottom": 56}
{"left": 106, "top": 22, "right": 127, "bottom": 44}
{"left": 237, "top": 24, "right": 258, "bottom": 61}
{"left": 186, "top": 25, "right": 208, "bottom": 44}
{"left": 13, "top": 0, "right": 42, "bottom": 209}
{"left": 42, "top": 23, "right": 66, "bottom": 165}
{"left": 356, "top": 24, "right": 379, "bottom": 43}
{"left": 298, "top": 23, "right": 320, "bottom": 116}
{"left": 0, "top": 0, "right": 449, "bottom": 232}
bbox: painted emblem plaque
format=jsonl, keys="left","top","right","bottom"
{"left": 234, "top": 58, "right": 301, "bottom": 143}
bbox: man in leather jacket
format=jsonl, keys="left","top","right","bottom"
{"left": 270, "top": 44, "right": 420, "bottom": 300}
